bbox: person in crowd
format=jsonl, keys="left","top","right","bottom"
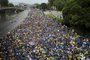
{"left": 0, "top": 9, "right": 90, "bottom": 60}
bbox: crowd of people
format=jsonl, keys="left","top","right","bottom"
{"left": 0, "top": 9, "right": 90, "bottom": 60}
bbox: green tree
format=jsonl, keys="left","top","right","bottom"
{"left": 48, "top": 0, "right": 67, "bottom": 11}
{"left": 53, "top": 0, "right": 64, "bottom": 11}
{"left": 48, "top": 0, "right": 55, "bottom": 7}
{"left": 40, "top": 3, "right": 47, "bottom": 11}
{"left": 48, "top": 0, "right": 55, "bottom": 9}
{"left": 0, "top": 0, "right": 9, "bottom": 7}
{"left": 63, "top": 0, "right": 90, "bottom": 32}
{"left": 34, "top": 3, "right": 40, "bottom": 8}
{"left": 8, "top": 3, "right": 14, "bottom": 7}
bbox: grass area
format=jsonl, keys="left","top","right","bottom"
{"left": 46, "top": 13, "right": 63, "bottom": 23}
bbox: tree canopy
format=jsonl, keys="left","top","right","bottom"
{"left": 48, "top": 0, "right": 55, "bottom": 7}
{"left": 0, "top": 0, "right": 9, "bottom": 7}
{"left": 48, "top": 0, "right": 90, "bottom": 33}
{"left": 63, "top": 0, "right": 90, "bottom": 32}
{"left": 48, "top": 0, "right": 67, "bottom": 11}
{"left": 8, "top": 3, "right": 14, "bottom": 7}
{"left": 40, "top": 3, "right": 48, "bottom": 11}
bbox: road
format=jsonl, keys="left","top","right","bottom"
{"left": 0, "top": 9, "right": 30, "bottom": 37}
